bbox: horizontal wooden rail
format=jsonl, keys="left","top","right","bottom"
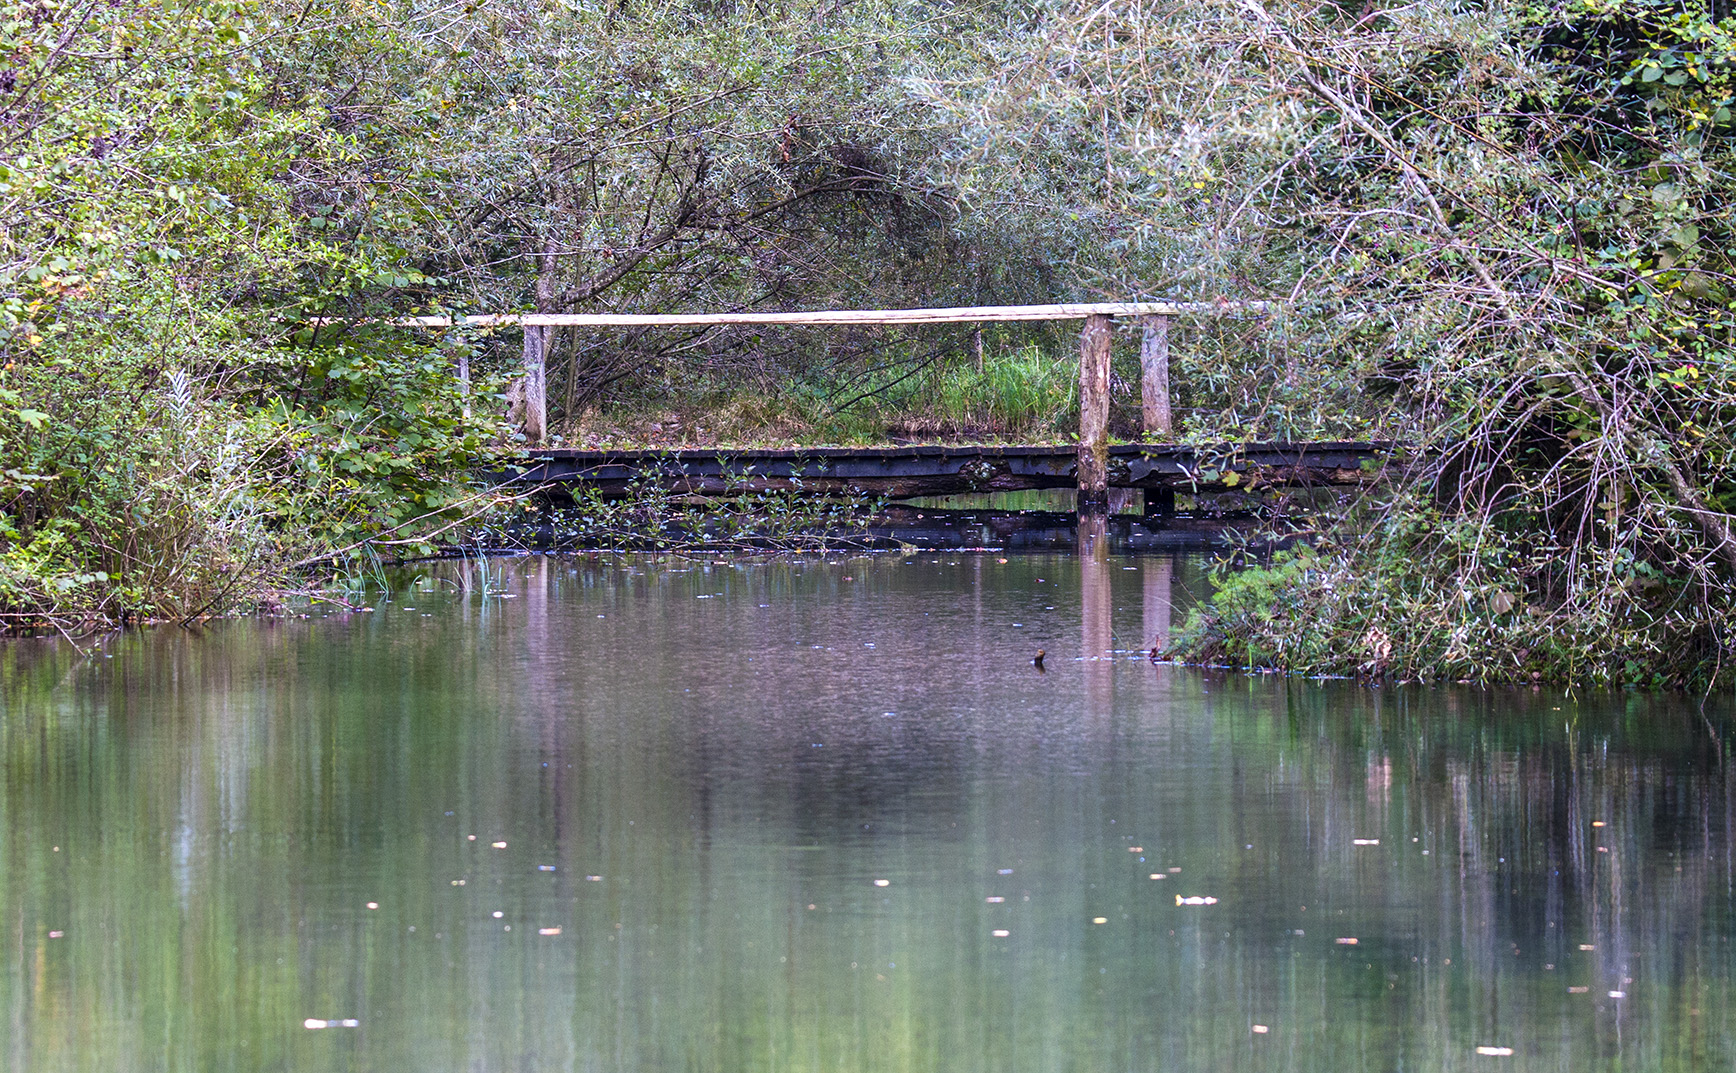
{"left": 389, "top": 301, "right": 1272, "bottom": 329}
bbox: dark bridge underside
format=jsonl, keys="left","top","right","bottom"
{"left": 502, "top": 442, "right": 1389, "bottom": 500}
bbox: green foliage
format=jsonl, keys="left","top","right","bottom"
{"left": 916, "top": 0, "right": 1736, "bottom": 687}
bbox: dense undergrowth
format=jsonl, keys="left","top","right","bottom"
{"left": 6, "top": 0, "right": 1736, "bottom": 692}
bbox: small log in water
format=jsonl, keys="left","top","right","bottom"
{"left": 1077, "top": 313, "right": 1113, "bottom": 513}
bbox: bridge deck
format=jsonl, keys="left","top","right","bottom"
{"left": 504, "top": 442, "right": 1388, "bottom": 500}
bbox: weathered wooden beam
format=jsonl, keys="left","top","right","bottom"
{"left": 521, "top": 325, "right": 548, "bottom": 446}
{"left": 1139, "top": 314, "right": 1171, "bottom": 438}
{"left": 1077, "top": 313, "right": 1113, "bottom": 514}
{"left": 385, "top": 301, "right": 1274, "bottom": 329}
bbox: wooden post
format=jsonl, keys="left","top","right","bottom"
{"left": 522, "top": 325, "right": 547, "bottom": 446}
{"left": 1077, "top": 313, "right": 1113, "bottom": 514}
{"left": 1140, "top": 314, "right": 1171, "bottom": 439}
{"left": 455, "top": 349, "right": 471, "bottom": 419}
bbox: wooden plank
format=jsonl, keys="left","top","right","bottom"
{"left": 1077, "top": 313, "right": 1113, "bottom": 513}
{"left": 387, "top": 301, "right": 1272, "bottom": 329}
{"left": 1139, "top": 314, "right": 1172, "bottom": 438}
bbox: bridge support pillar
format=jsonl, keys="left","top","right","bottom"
{"left": 1139, "top": 314, "right": 1171, "bottom": 438}
{"left": 521, "top": 325, "right": 548, "bottom": 446}
{"left": 1077, "top": 313, "right": 1113, "bottom": 514}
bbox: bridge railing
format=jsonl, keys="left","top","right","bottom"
{"left": 395, "top": 301, "right": 1276, "bottom": 512}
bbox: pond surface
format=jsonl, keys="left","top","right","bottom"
{"left": 3, "top": 548, "right": 1734, "bottom": 1072}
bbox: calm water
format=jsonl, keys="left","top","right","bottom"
{"left": 3, "top": 549, "right": 1734, "bottom": 1072}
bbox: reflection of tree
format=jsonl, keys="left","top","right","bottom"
{"left": 3, "top": 560, "right": 1734, "bottom": 1071}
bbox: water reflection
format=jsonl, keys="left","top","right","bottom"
{"left": 1, "top": 552, "right": 1733, "bottom": 1072}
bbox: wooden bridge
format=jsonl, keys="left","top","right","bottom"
{"left": 506, "top": 441, "right": 1385, "bottom": 509}
{"left": 398, "top": 301, "right": 1388, "bottom": 511}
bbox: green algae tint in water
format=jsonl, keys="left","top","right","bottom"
{"left": 2, "top": 551, "right": 1735, "bottom": 1073}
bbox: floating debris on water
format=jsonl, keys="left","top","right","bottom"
{"left": 873, "top": 879, "right": 891, "bottom": 887}
{"left": 1353, "top": 839, "right": 1380, "bottom": 846}
{"left": 986, "top": 896, "right": 1005, "bottom": 903}
{"left": 450, "top": 879, "right": 466, "bottom": 886}
{"left": 998, "top": 869, "right": 1014, "bottom": 875}
{"left": 492, "top": 841, "right": 507, "bottom": 849}
{"left": 1578, "top": 944, "right": 1595, "bottom": 951}
{"left": 992, "top": 929, "right": 1010, "bottom": 937}
{"left": 1608, "top": 990, "right": 1626, "bottom": 998}
{"left": 538, "top": 927, "right": 562, "bottom": 936}
{"left": 1335, "top": 937, "right": 1359, "bottom": 945}
{"left": 1149, "top": 873, "right": 1166, "bottom": 880}
{"left": 1592, "top": 821, "right": 1606, "bottom": 827}
{"left": 538, "top": 865, "right": 556, "bottom": 872}
{"left": 1128, "top": 846, "right": 1143, "bottom": 853}
{"left": 1092, "top": 917, "right": 1108, "bottom": 924}
{"left": 492, "top": 911, "right": 504, "bottom": 919}
{"left": 304, "top": 1019, "right": 360, "bottom": 1029}
{"left": 1568, "top": 987, "right": 1589, "bottom": 994}
{"left": 586, "top": 875, "right": 602, "bottom": 882}
{"left": 1475, "top": 1046, "right": 1514, "bottom": 1056}
{"left": 1176, "top": 896, "right": 1218, "bottom": 906}
{"left": 48, "top": 931, "right": 63, "bottom": 938}
{"left": 1251, "top": 1025, "right": 1270, "bottom": 1035}
{"left": 1168, "top": 867, "right": 1181, "bottom": 873}
{"left": 366, "top": 902, "right": 378, "bottom": 910}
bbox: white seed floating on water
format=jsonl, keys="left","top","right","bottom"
{"left": 1168, "top": 867, "right": 1181, "bottom": 873}
{"left": 998, "top": 869, "right": 1014, "bottom": 875}
{"left": 304, "top": 1019, "right": 355, "bottom": 1029}
{"left": 992, "top": 929, "right": 1010, "bottom": 937}
{"left": 1335, "top": 937, "right": 1359, "bottom": 945}
{"left": 1597, "top": 846, "right": 1609, "bottom": 853}
{"left": 1592, "top": 821, "right": 1606, "bottom": 827}
{"left": 1175, "top": 896, "right": 1218, "bottom": 906}
{"left": 1578, "top": 944, "right": 1595, "bottom": 951}
{"left": 492, "top": 911, "right": 504, "bottom": 919}
{"left": 366, "top": 903, "right": 378, "bottom": 910}
{"left": 1149, "top": 874, "right": 1166, "bottom": 880}
{"left": 1568, "top": 986, "right": 1589, "bottom": 994}
{"left": 985, "top": 896, "right": 1005, "bottom": 903}
{"left": 492, "top": 842, "right": 507, "bottom": 849}
{"left": 48, "top": 931, "right": 63, "bottom": 938}
{"left": 1353, "top": 839, "right": 1380, "bottom": 846}
{"left": 467, "top": 835, "right": 476, "bottom": 842}
{"left": 450, "top": 879, "right": 466, "bottom": 886}
{"left": 1608, "top": 990, "right": 1626, "bottom": 998}
{"left": 538, "top": 865, "right": 556, "bottom": 872}
{"left": 1475, "top": 1046, "right": 1514, "bottom": 1056}
{"left": 1092, "top": 917, "right": 1108, "bottom": 924}
{"left": 1251, "top": 1025, "right": 1270, "bottom": 1035}
{"left": 1128, "top": 846, "right": 1144, "bottom": 853}
{"left": 538, "top": 927, "right": 562, "bottom": 936}
{"left": 305, "top": 1020, "right": 328, "bottom": 1030}
{"left": 873, "top": 879, "right": 890, "bottom": 887}
{"left": 586, "top": 875, "right": 602, "bottom": 882}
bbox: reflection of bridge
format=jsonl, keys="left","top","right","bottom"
{"left": 505, "top": 441, "right": 1386, "bottom": 509}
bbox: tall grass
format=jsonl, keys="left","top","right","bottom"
{"left": 927, "top": 345, "right": 1078, "bottom": 436}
